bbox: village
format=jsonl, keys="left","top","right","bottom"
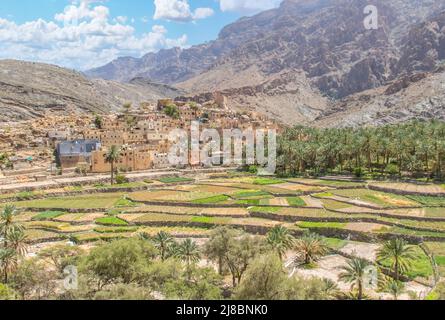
{"left": 0, "top": 95, "right": 278, "bottom": 187}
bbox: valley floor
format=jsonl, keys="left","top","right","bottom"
{"left": 2, "top": 171, "right": 445, "bottom": 300}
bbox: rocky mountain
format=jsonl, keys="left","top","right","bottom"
{"left": 313, "top": 67, "right": 445, "bottom": 127}
{"left": 0, "top": 60, "right": 185, "bottom": 122}
{"left": 86, "top": 0, "right": 445, "bottom": 126}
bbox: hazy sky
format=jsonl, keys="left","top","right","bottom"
{"left": 0, "top": 0, "right": 283, "bottom": 70}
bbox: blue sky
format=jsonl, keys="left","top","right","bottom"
{"left": 0, "top": 0, "right": 283, "bottom": 70}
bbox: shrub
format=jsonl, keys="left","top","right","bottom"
{"left": 115, "top": 174, "right": 129, "bottom": 185}
{"left": 16, "top": 191, "right": 35, "bottom": 200}
{"left": 354, "top": 167, "right": 364, "bottom": 178}
{"left": 386, "top": 163, "right": 400, "bottom": 176}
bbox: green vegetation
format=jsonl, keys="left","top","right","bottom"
{"left": 298, "top": 221, "right": 347, "bottom": 229}
{"left": 11, "top": 193, "right": 123, "bottom": 209}
{"left": 114, "top": 197, "right": 136, "bottom": 207}
{"left": 94, "top": 226, "right": 138, "bottom": 233}
{"left": 235, "top": 199, "right": 260, "bottom": 206}
{"left": 249, "top": 206, "right": 280, "bottom": 214}
{"left": 278, "top": 121, "right": 445, "bottom": 179}
{"left": 96, "top": 216, "right": 129, "bottom": 226}
{"left": 32, "top": 211, "right": 65, "bottom": 221}
{"left": 233, "top": 190, "right": 270, "bottom": 199}
{"left": 252, "top": 178, "right": 283, "bottom": 185}
{"left": 164, "top": 104, "right": 180, "bottom": 119}
{"left": 286, "top": 197, "right": 306, "bottom": 206}
{"left": 191, "top": 195, "right": 229, "bottom": 204}
{"left": 407, "top": 195, "right": 445, "bottom": 206}
{"left": 158, "top": 177, "right": 194, "bottom": 184}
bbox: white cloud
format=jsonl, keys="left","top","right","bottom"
{"left": 219, "top": 0, "right": 282, "bottom": 14}
{"left": 0, "top": 0, "right": 188, "bottom": 70}
{"left": 153, "top": 0, "right": 214, "bottom": 22}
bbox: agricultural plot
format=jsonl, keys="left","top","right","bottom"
{"left": 370, "top": 182, "right": 445, "bottom": 195}
{"left": 3, "top": 176, "right": 444, "bottom": 271}
{"left": 329, "top": 189, "right": 420, "bottom": 208}
{"left": 11, "top": 193, "right": 125, "bottom": 209}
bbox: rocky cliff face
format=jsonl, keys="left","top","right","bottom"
{"left": 79, "top": 1, "right": 445, "bottom": 126}
{"left": 0, "top": 60, "right": 185, "bottom": 122}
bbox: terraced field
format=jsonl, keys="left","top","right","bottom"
{"left": 4, "top": 175, "right": 445, "bottom": 285}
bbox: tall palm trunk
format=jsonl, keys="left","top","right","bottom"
{"left": 110, "top": 161, "right": 114, "bottom": 185}
{"left": 358, "top": 280, "right": 363, "bottom": 300}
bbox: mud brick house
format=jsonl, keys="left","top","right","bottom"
{"left": 91, "top": 145, "right": 153, "bottom": 173}
{"left": 56, "top": 140, "right": 101, "bottom": 169}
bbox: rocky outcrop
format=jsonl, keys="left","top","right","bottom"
{"left": 85, "top": 0, "right": 445, "bottom": 126}
{"left": 0, "top": 60, "right": 185, "bottom": 122}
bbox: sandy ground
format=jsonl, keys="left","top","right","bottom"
{"left": 289, "top": 252, "right": 431, "bottom": 300}
{"left": 339, "top": 242, "right": 380, "bottom": 261}
{"left": 269, "top": 198, "right": 289, "bottom": 206}
{"left": 345, "top": 223, "right": 386, "bottom": 233}
{"left": 301, "top": 196, "right": 324, "bottom": 208}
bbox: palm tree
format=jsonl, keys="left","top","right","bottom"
{"left": 294, "top": 233, "right": 329, "bottom": 266}
{"left": 175, "top": 239, "right": 200, "bottom": 267}
{"left": 377, "top": 238, "right": 416, "bottom": 281}
{"left": 384, "top": 279, "right": 405, "bottom": 300}
{"left": 152, "top": 231, "right": 174, "bottom": 261}
{"left": 0, "top": 248, "right": 17, "bottom": 284}
{"left": 0, "top": 205, "right": 22, "bottom": 240}
{"left": 7, "top": 228, "right": 28, "bottom": 257}
{"left": 266, "top": 226, "right": 294, "bottom": 261}
{"left": 105, "top": 146, "right": 121, "bottom": 185}
{"left": 339, "top": 257, "right": 371, "bottom": 300}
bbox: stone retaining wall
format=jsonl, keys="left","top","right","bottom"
{"left": 250, "top": 211, "right": 445, "bottom": 234}
{"left": 369, "top": 185, "right": 445, "bottom": 197}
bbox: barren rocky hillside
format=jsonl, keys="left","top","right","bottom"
{"left": 86, "top": 0, "right": 445, "bottom": 126}
{"left": 0, "top": 60, "right": 185, "bottom": 122}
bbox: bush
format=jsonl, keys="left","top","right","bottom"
{"left": 115, "top": 174, "right": 129, "bottom": 185}
{"left": 248, "top": 166, "right": 258, "bottom": 174}
{"left": 354, "top": 167, "right": 364, "bottom": 178}
{"left": 16, "top": 191, "right": 35, "bottom": 200}
{"left": 386, "top": 163, "right": 400, "bottom": 176}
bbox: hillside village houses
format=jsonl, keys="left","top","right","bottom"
{"left": 0, "top": 98, "right": 278, "bottom": 182}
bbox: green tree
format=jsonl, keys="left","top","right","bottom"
{"left": 38, "top": 244, "right": 84, "bottom": 273}
{"left": 9, "top": 258, "right": 58, "bottom": 300}
{"left": 235, "top": 254, "right": 333, "bottom": 300}
{"left": 383, "top": 278, "right": 405, "bottom": 300}
{"left": 0, "top": 283, "right": 16, "bottom": 300}
{"left": 0, "top": 205, "right": 25, "bottom": 283}
{"left": 0, "top": 248, "right": 17, "bottom": 285}
{"left": 225, "top": 235, "right": 266, "bottom": 287}
{"left": 175, "top": 239, "right": 201, "bottom": 271}
{"left": 164, "top": 104, "right": 180, "bottom": 119}
{"left": 151, "top": 231, "right": 174, "bottom": 261}
{"left": 377, "top": 238, "right": 416, "bottom": 281}
{"left": 294, "top": 233, "right": 329, "bottom": 266}
{"left": 266, "top": 225, "right": 295, "bottom": 261}
{"left": 105, "top": 146, "right": 121, "bottom": 185}
{"left": 94, "top": 115, "right": 103, "bottom": 129}
{"left": 79, "top": 239, "right": 156, "bottom": 288}
{"left": 339, "top": 257, "right": 371, "bottom": 300}
{"left": 204, "top": 227, "right": 240, "bottom": 275}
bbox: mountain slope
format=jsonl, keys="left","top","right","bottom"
{"left": 86, "top": 0, "right": 445, "bottom": 126}
{"left": 0, "top": 60, "right": 185, "bottom": 122}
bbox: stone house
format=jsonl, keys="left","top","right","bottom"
{"left": 91, "top": 145, "right": 154, "bottom": 173}
{"left": 56, "top": 140, "right": 101, "bottom": 169}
